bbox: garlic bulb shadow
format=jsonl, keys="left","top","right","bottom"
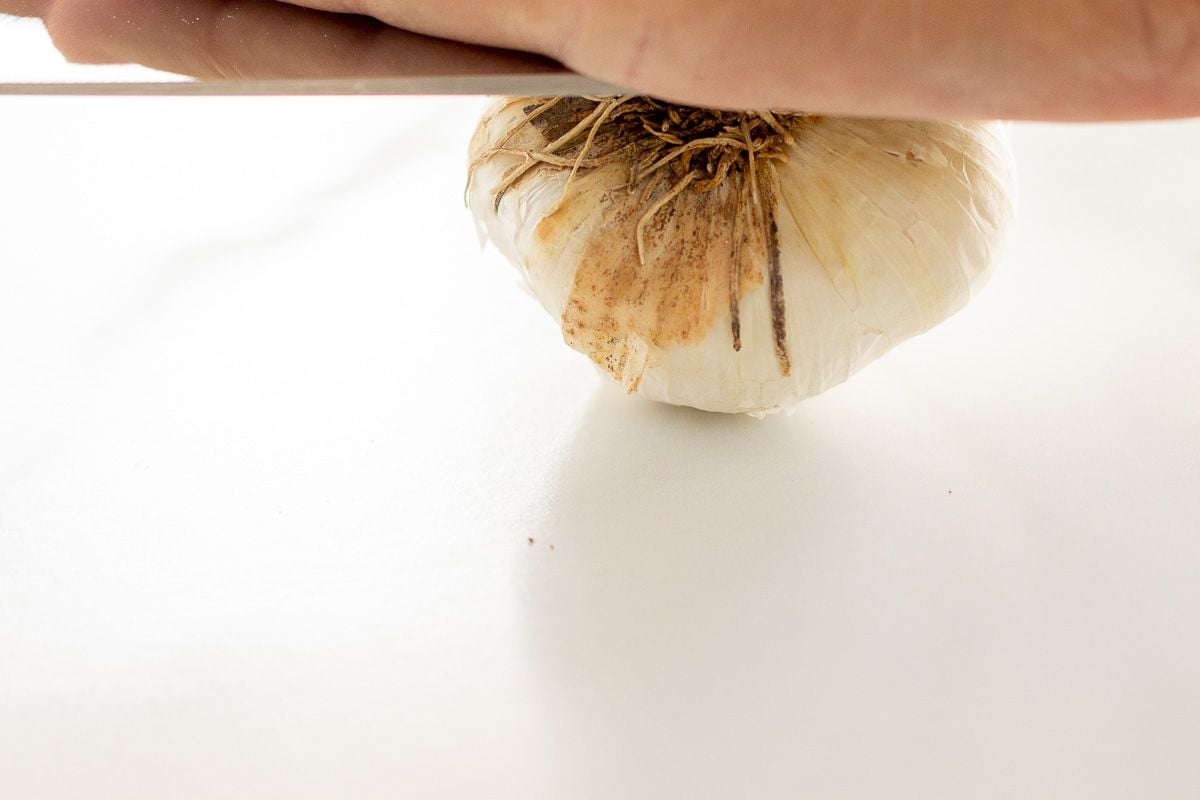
{"left": 516, "top": 389, "right": 860, "bottom": 796}
{"left": 515, "top": 388, "right": 1053, "bottom": 798}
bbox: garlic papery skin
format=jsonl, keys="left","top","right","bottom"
{"left": 468, "top": 97, "right": 1016, "bottom": 416}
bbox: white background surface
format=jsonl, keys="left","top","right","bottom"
{"left": 3, "top": 18, "right": 1200, "bottom": 800}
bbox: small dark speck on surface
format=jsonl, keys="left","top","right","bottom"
{"left": 527, "top": 537, "right": 535, "bottom": 546}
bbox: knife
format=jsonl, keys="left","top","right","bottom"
{"left": 0, "top": 73, "right": 627, "bottom": 97}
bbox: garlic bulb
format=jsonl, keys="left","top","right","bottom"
{"left": 468, "top": 96, "right": 1015, "bottom": 415}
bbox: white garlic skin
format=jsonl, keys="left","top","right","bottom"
{"left": 469, "top": 98, "right": 1016, "bottom": 415}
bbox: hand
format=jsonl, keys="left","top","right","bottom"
{"left": 6, "top": 0, "right": 1200, "bottom": 120}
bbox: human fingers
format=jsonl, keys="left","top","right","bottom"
{"left": 286, "top": 0, "right": 1200, "bottom": 120}
{"left": 6, "top": 0, "right": 556, "bottom": 82}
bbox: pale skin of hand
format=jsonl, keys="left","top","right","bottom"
{"left": 4, "top": 0, "right": 1200, "bottom": 119}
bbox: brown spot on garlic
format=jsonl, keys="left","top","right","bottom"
{"left": 473, "top": 98, "right": 807, "bottom": 391}
{"left": 534, "top": 162, "right": 769, "bottom": 391}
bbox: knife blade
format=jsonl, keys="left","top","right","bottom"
{"left": 0, "top": 73, "right": 626, "bottom": 97}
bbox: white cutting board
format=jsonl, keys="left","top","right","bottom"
{"left": 1, "top": 26, "right": 1199, "bottom": 800}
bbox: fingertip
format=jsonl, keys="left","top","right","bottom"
{"left": 40, "top": 0, "right": 121, "bottom": 65}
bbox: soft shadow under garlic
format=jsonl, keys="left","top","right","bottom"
{"left": 515, "top": 389, "right": 865, "bottom": 796}
{"left": 514, "top": 386, "right": 1059, "bottom": 797}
